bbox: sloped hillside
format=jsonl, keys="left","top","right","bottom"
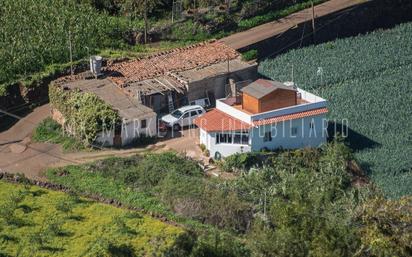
{"left": 259, "top": 22, "right": 412, "bottom": 198}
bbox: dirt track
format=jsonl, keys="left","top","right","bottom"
{"left": 0, "top": 105, "right": 203, "bottom": 179}
{"left": 220, "top": 0, "right": 367, "bottom": 50}
{"left": 0, "top": 105, "right": 150, "bottom": 179}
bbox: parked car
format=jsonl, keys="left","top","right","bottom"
{"left": 161, "top": 105, "right": 206, "bottom": 130}
{"left": 189, "top": 97, "right": 210, "bottom": 108}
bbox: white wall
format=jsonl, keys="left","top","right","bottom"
{"left": 201, "top": 114, "right": 327, "bottom": 158}
{"left": 216, "top": 100, "right": 251, "bottom": 123}
{"left": 250, "top": 114, "right": 327, "bottom": 151}
{"left": 95, "top": 129, "right": 114, "bottom": 146}
{"left": 204, "top": 132, "right": 251, "bottom": 158}
{"left": 120, "top": 115, "right": 157, "bottom": 146}
{"left": 95, "top": 114, "right": 157, "bottom": 147}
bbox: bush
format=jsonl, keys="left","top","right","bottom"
{"left": 218, "top": 152, "right": 260, "bottom": 173}
{"left": 49, "top": 86, "right": 120, "bottom": 146}
{"left": 199, "top": 144, "right": 206, "bottom": 152}
{"left": 241, "top": 49, "right": 258, "bottom": 61}
{"left": 32, "top": 118, "right": 86, "bottom": 152}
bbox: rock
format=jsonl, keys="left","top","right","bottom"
{"left": 10, "top": 143, "right": 27, "bottom": 153}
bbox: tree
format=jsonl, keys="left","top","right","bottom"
{"left": 121, "top": 0, "right": 163, "bottom": 43}
{"left": 354, "top": 196, "right": 412, "bottom": 257}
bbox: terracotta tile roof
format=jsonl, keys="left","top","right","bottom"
{"left": 106, "top": 40, "right": 239, "bottom": 86}
{"left": 252, "top": 108, "right": 328, "bottom": 126}
{"left": 194, "top": 109, "right": 251, "bottom": 132}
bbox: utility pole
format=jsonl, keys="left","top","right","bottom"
{"left": 144, "top": 0, "right": 148, "bottom": 44}
{"left": 172, "top": 0, "right": 174, "bottom": 23}
{"left": 69, "top": 29, "right": 73, "bottom": 76}
{"left": 263, "top": 190, "right": 267, "bottom": 218}
{"left": 311, "top": 1, "right": 316, "bottom": 43}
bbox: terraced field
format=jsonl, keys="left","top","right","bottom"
{"left": 0, "top": 181, "right": 184, "bottom": 256}
{"left": 259, "top": 22, "right": 412, "bottom": 198}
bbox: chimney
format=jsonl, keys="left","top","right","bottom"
{"left": 229, "top": 78, "right": 241, "bottom": 104}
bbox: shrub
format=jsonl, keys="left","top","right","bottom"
{"left": 218, "top": 152, "right": 260, "bottom": 173}
{"left": 241, "top": 49, "right": 258, "bottom": 61}
{"left": 199, "top": 144, "right": 206, "bottom": 152}
{"left": 32, "top": 118, "right": 86, "bottom": 152}
{"left": 49, "top": 86, "right": 120, "bottom": 146}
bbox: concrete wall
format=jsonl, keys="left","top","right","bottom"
{"left": 95, "top": 115, "right": 157, "bottom": 147}
{"left": 186, "top": 64, "right": 258, "bottom": 103}
{"left": 250, "top": 114, "right": 327, "bottom": 151}
{"left": 201, "top": 114, "right": 327, "bottom": 158}
{"left": 203, "top": 131, "right": 252, "bottom": 158}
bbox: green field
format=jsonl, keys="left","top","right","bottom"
{"left": 0, "top": 181, "right": 183, "bottom": 256}
{"left": 259, "top": 22, "right": 412, "bottom": 198}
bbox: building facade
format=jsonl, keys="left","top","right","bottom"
{"left": 194, "top": 79, "right": 328, "bottom": 158}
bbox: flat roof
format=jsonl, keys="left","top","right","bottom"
{"left": 60, "top": 78, "right": 155, "bottom": 120}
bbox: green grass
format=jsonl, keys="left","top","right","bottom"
{"left": 259, "top": 22, "right": 412, "bottom": 198}
{"left": 237, "top": 0, "right": 327, "bottom": 30}
{"left": 32, "top": 118, "right": 87, "bottom": 152}
{"left": 0, "top": 181, "right": 184, "bottom": 257}
{"left": 45, "top": 154, "right": 213, "bottom": 230}
{"left": 0, "top": 0, "right": 330, "bottom": 97}
{"left": 241, "top": 49, "right": 258, "bottom": 61}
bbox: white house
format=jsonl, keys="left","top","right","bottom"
{"left": 53, "top": 77, "right": 158, "bottom": 147}
{"left": 194, "top": 79, "right": 328, "bottom": 159}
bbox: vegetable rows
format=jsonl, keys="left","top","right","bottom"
{"left": 259, "top": 22, "right": 412, "bottom": 198}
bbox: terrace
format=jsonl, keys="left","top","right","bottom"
{"left": 216, "top": 87, "right": 328, "bottom": 124}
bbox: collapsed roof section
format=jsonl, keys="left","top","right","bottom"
{"left": 105, "top": 40, "right": 241, "bottom": 94}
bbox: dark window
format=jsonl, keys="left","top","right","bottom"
{"left": 241, "top": 134, "right": 249, "bottom": 144}
{"left": 291, "top": 127, "right": 298, "bottom": 136}
{"left": 233, "top": 134, "right": 241, "bottom": 144}
{"left": 141, "top": 119, "right": 147, "bottom": 129}
{"left": 114, "top": 122, "right": 122, "bottom": 136}
{"left": 183, "top": 112, "right": 190, "bottom": 118}
{"left": 264, "top": 131, "right": 272, "bottom": 142}
{"left": 309, "top": 121, "right": 314, "bottom": 129}
{"left": 216, "top": 133, "right": 232, "bottom": 144}
{"left": 190, "top": 111, "right": 198, "bottom": 117}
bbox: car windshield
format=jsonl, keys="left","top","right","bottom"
{"left": 171, "top": 110, "right": 183, "bottom": 118}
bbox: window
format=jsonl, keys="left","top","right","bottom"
{"left": 216, "top": 133, "right": 232, "bottom": 144}
{"left": 216, "top": 132, "right": 248, "bottom": 145}
{"left": 291, "top": 127, "right": 298, "bottom": 136}
{"left": 182, "top": 112, "right": 190, "bottom": 118}
{"left": 190, "top": 111, "right": 198, "bottom": 117}
{"left": 141, "top": 119, "right": 147, "bottom": 129}
{"left": 241, "top": 134, "right": 249, "bottom": 144}
{"left": 264, "top": 131, "right": 272, "bottom": 142}
{"left": 234, "top": 134, "right": 241, "bottom": 144}
{"left": 171, "top": 110, "right": 183, "bottom": 118}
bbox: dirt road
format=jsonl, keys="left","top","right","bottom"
{"left": 0, "top": 105, "right": 147, "bottom": 179}
{"left": 220, "top": 0, "right": 367, "bottom": 50}
{"left": 0, "top": 105, "right": 203, "bottom": 179}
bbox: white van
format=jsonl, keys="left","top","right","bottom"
{"left": 161, "top": 105, "right": 206, "bottom": 130}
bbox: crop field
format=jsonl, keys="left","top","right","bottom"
{"left": 259, "top": 22, "right": 412, "bottom": 198}
{"left": 0, "top": 181, "right": 183, "bottom": 256}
